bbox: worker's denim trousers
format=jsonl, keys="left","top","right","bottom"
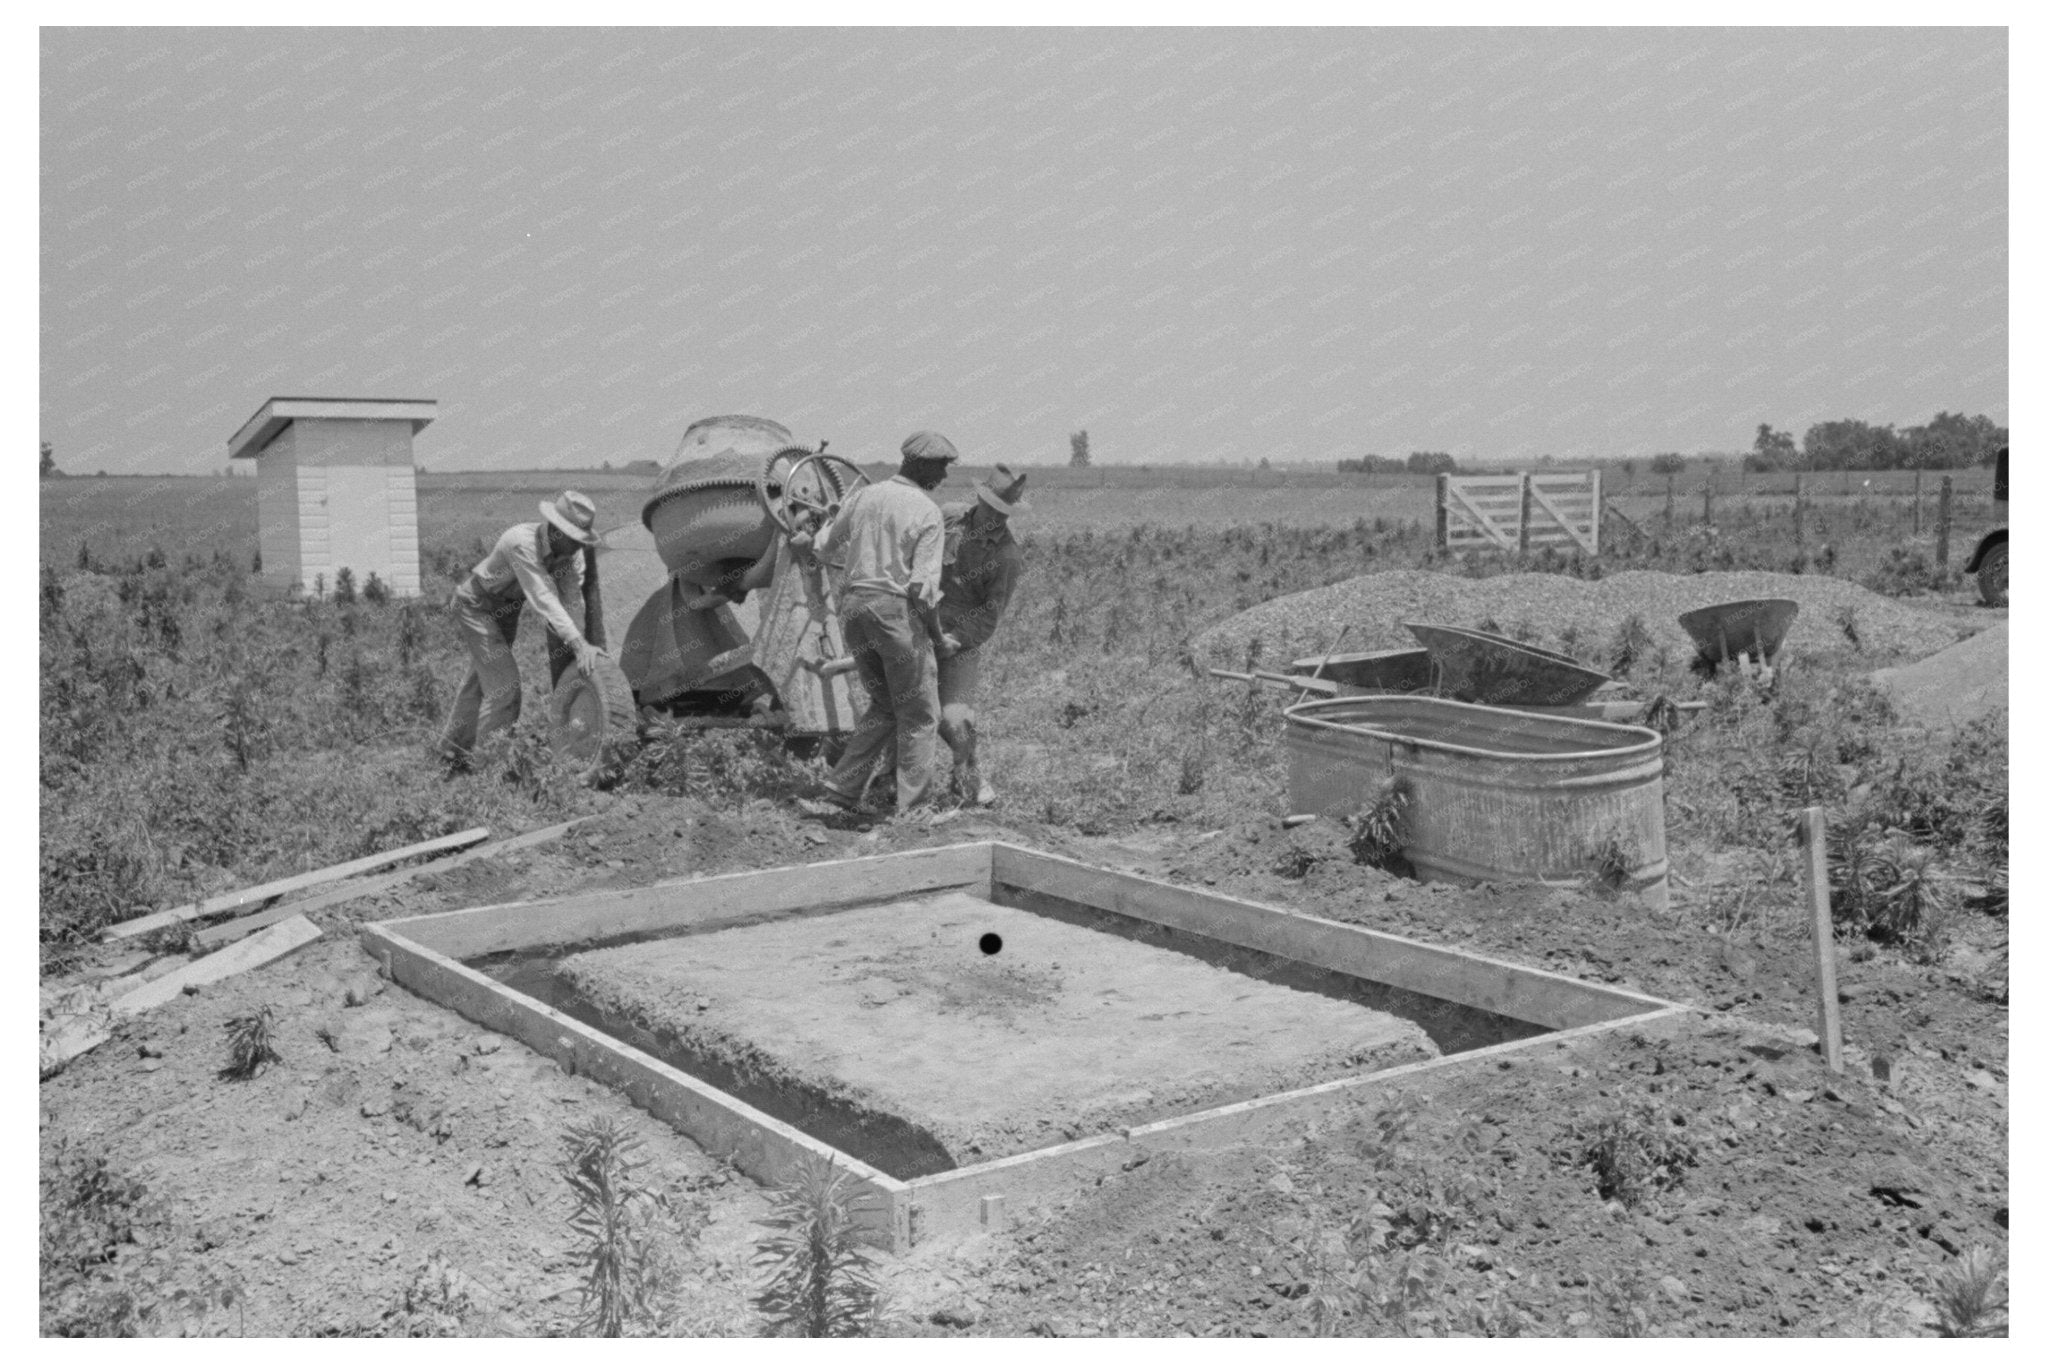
{"left": 827, "top": 588, "right": 939, "bottom": 812}
{"left": 437, "top": 584, "right": 528, "bottom": 761}
{"left": 937, "top": 646, "right": 984, "bottom": 794}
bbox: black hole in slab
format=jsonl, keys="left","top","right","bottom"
{"left": 979, "top": 932, "right": 1003, "bottom": 956}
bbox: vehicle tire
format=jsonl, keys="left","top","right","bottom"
{"left": 1975, "top": 540, "right": 2008, "bottom": 608}
{"left": 549, "top": 654, "right": 638, "bottom": 778}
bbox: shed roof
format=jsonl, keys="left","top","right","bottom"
{"left": 228, "top": 396, "right": 438, "bottom": 460}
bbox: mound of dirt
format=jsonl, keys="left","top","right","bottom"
{"left": 1871, "top": 622, "right": 2007, "bottom": 734}
{"left": 1192, "top": 569, "right": 1980, "bottom": 674}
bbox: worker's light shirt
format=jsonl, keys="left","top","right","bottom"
{"left": 817, "top": 475, "right": 944, "bottom": 604}
{"left": 467, "top": 522, "right": 587, "bottom": 644}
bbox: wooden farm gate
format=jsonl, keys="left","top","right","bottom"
{"left": 1434, "top": 470, "right": 1602, "bottom": 555}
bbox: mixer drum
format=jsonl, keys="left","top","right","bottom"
{"left": 641, "top": 415, "right": 792, "bottom": 589}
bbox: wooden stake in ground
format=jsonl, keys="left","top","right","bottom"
{"left": 1936, "top": 475, "right": 1954, "bottom": 572}
{"left": 1797, "top": 807, "right": 1844, "bottom": 1073}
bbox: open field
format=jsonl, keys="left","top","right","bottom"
{"left": 41, "top": 465, "right": 2001, "bottom": 568}
{"left": 40, "top": 475, "right": 2006, "bottom": 1337}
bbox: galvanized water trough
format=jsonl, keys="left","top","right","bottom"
{"left": 1283, "top": 696, "right": 1669, "bottom": 909}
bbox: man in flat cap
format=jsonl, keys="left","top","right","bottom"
{"left": 437, "top": 490, "right": 610, "bottom": 768}
{"left": 934, "top": 464, "right": 1028, "bottom": 806}
{"left": 795, "top": 431, "right": 959, "bottom": 816}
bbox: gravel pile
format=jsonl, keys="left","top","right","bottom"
{"left": 1872, "top": 622, "right": 2008, "bottom": 733}
{"left": 1194, "top": 568, "right": 1978, "bottom": 673}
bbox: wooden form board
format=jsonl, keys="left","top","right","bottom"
{"left": 390, "top": 842, "right": 992, "bottom": 959}
{"left": 106, "top": 827, "right": 489, "bottom": 942}
{"left": 191, "top": 819, "right": 588, "bottom": 952}
{"left": 42, "top": 916, "right": 323, "bottom": 1073}
{"left": 361, "top": 841, "right": 1683, "bottom": 1252}
{"left": 1436, "top": 471, "right": 1601, "bottom": 555}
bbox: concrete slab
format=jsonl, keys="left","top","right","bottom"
{"left": 559, "top": 891, "right": 1438, "bottom": 1171}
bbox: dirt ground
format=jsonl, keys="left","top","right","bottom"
{"left": 561, "top": 890, "right": 1437, "bottom": 1172}
{"left": 40, "top": 793, "right": 2009, "bottom": 1336}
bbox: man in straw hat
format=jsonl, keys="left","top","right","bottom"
{"left": 436, "top": 490, "right": 610, "bottom": 769}
{"left": 794, "top": 431, "right": 959, "bottom": 817}
{"left": 933, "top": 464, "right": 1028, "bottom": 806}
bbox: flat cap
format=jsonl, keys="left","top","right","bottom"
{"left": 900, "top": 430, "right": 961, "bottom": 463}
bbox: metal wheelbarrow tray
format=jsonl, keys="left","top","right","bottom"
{"left": 1677, "top": 598, "right": 1799, "bottom": 665}
{"left": 1287, "top": 646, "right": 1437, "bottom": 693}
{"left": 1404, "top": 621, "right": 1611, "bottom": 707}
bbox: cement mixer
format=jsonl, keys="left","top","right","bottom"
{"left": 545, "top": 415, "right": 871, "bottom": 773}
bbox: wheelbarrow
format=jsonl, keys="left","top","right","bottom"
{"left": 1403, "top": 621, "right": 1611, "bottom": 707}
{"left": 1677, "top": 599, "right": 1799, "bottom": 667}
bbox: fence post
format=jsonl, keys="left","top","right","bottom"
{"left": 1589, "top": 467, "right": 1602, "bottom": 556}
{"left": 1913, "top": 470, "right": 1923, "bottom": 536}
{"left": 1793, "top": 474, "right": 1805, "bottom": 543}
{"left": 1936, "top": 475, "right": 1953, "bottom": 571}
{"left": 1702, "top": 475, "right": 1713, "bottom": 528}
{"left": 1798, "top": 807, "right": 1844, "bottom": 1073}
{"left": 1664, "top": 474, "right": 1675, "bottom": 523}
{"left": 1517, "top": 473, "right": 1533, "bottom": 557}
{"left": 1434, "top": 473, "right": 1449, "bottom": 551}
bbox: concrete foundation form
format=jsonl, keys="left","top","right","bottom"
{"left": 361, "top": 842, "right": 1686, "bottom": 1251}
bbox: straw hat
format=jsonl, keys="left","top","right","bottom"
{"left": 976, "top": 463, "right": 1030, "bottom": 516}
{"left": 540, "top": 490, "right": 600, "bottom": 545}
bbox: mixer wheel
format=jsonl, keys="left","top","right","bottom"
{"left": 548, "top": 653, "right": 639, "bottom": 780}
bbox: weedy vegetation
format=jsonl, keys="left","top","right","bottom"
{"left": 39, "top": 1138, "right": 241, "bottom": 1337}
{"left": 751, "top": 1154, "right": 886, "bottom": 1338}
{"left": 1255, "top": 1098, "right": 1531, "bottom": 1338}
{"left": 558, "top": 1116, "right": 696, "bottom": 1337}
{"left": 1565, "top": 1103, "right": 1700, "bottom": 1209}
{"left": 218, "top": 1007, "right": 281, "bottom": 1081}
{"left": 1931, "top": 1244, "right": 2008, "bottom": 1338}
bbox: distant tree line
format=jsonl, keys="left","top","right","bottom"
{"left": 1745, "top": 412, "right": 2006, "bottom": 473}
{"left": 1338, "top": 451, "right": 1458, "bottom": 475}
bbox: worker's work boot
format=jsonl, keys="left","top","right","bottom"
{"left": 795, "top": 784, "right": 863, "bottom": 818}
{"left": 954, "top": 764, "right": 995, "bottom": 807}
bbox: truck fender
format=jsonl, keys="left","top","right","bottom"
{"left": 1964, "top": 527, "right": 2007, "bottom": 575}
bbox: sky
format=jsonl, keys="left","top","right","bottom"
{"left": 39, "top": 26, "right": 2008, "bottom": 474}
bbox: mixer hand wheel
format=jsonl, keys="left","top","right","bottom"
{"left": 756, "top": 447, "right": 870, "bottom": 540}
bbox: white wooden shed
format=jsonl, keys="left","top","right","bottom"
{"left": 227, "top": 396, "right": 436, "bottom": 598}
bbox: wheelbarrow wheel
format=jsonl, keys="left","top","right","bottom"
{"left": 549, "top": 653, "right": 638, "bottom": 780}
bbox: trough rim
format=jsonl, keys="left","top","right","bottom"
{"left": 1283, "top": 693, "right": 1664, "bottom": 763}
